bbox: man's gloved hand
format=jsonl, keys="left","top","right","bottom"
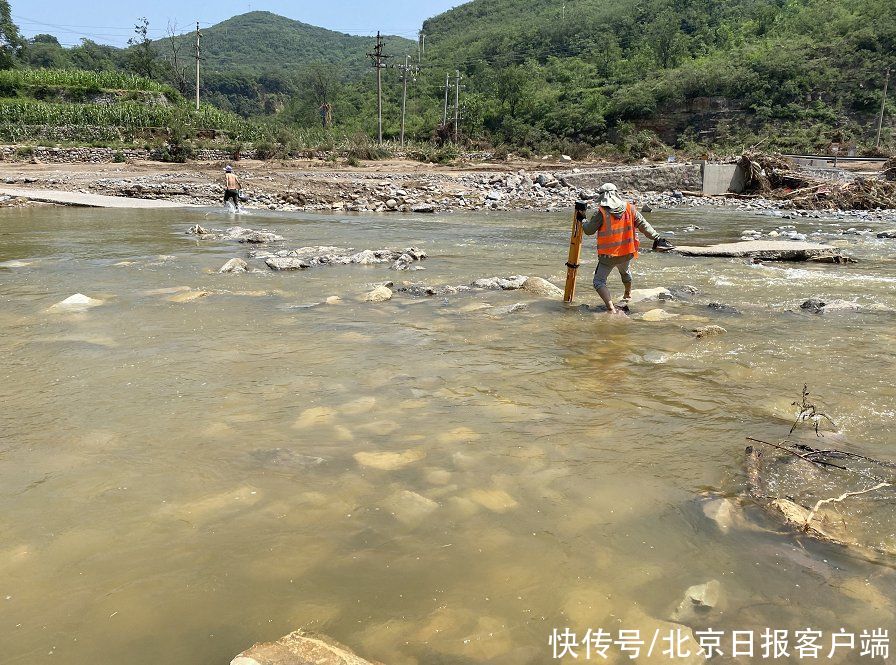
{"left": 652, "top": 237, "right": 675, "bottom": 252}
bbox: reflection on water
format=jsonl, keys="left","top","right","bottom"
{"left": 1, "top": 206, "right": 894, "bottom": 664}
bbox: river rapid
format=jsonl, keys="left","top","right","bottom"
{"left": 1, "top": 205, "right": 894, "bottom": 664}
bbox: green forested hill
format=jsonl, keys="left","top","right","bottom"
{"left": 163, "top": 12, "right": 414, "bottom": 75}
{"left": 418, "top": 0, "right": 895, "bottom": 152}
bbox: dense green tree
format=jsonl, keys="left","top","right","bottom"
{"left": 0, "top": 0, "right": 23, "bottom": 69}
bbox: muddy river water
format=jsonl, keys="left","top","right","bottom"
{"left": 1, "top": 205, "right": 895, "bottom": 664}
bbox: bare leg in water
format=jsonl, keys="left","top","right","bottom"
{"left": 596, "top": 286, "right": 618, "bottom": 314}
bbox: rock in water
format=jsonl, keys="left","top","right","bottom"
{"left": 231, "top": 630, "right": 380, "bottom": 665}
{"left": 47, "top": 293, "right": 104, "bottom": 312}
{"left": 266, "top": 257, "right": 311, "bottom": 271}
{"left": 627, "top": 287, "right": 673, "bottom": 303}
{"left": 641, "top": 308, "right": 678, "bottom": 321}
{"left": 671, "top": 580, "right": 722, "bottom": 623}
{"left": 693, "top": 325, "right": 727, "bottom": 338}
{"left": 354, "top": 449, "right": 425, "bottom": 471}
{"left": 520, "top": 276, "right": 564, "bottom": 298}
{"left": 364, "top": 285, "right": 393, "bottom": 303}
{"left": 219, "top": 258, "right": 248, "bottom": 274}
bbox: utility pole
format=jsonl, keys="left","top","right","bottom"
{"left": 454, "top": 70, "right": 461, "bottom": 142}
{"left": 367, "top": 32, "right": 391, "bottom": 145}
{"left": 194, "top": 22, "right": 201, "bottom": 111}
{"left": 399, "top": 55, "right": 417, "bottom": 148}
{"left": 442, "top": 72, "right": 450, "bottom": 128}
{"left": 876, "top": 67, "right": 890, "bottom": 149}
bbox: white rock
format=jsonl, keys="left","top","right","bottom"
{"left": 219, "top": 258, "right": 248, "bottom": 273}
{"left": 47, "top": 293, "right": 104, "bottom": 312}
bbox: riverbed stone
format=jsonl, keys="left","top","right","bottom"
{"left": 468, "top": 488, "right": 519, "bottom": 513}
{"left": 325, "top": 296, "right": 341, "bottom": 304}
{"left": 472, "top": 275, "right": 528, "bottom": 290}
{"left": 231, "top": 630, "right": 380, "bottom": 665}
{"left": 47, "top": 293, "right": 104, "bottom": 312}
{"left": 674, "top": 240, "right": 844, "bottom": 262}
{"left": 641, "top": 308, "right": 679, "bottom": 321}
{"left": 354, "top": 449, "right": 425, "bottom": 471}
{"left": 520, "top": 276, "right": 564, "bottom": 298}
{"left": 266, "top": 257, "right": 311, "bottom": 271}
{"left": 293, "top": 406, "right": 336, "bottom": 429}
{"left": 702, "top": 497, "right": 737, "bottom": 533}
{"left": 628, "top": 287, "right": 673, "bottom": 302}
{"left": 167, "top": 290, "right": 209, "bottom": 303}
{"left": 876, "top": 229, "right": 896, "bottom": 238}
{"left": 383, "top": 490, "right": 439, "bottom": 526}
{"left": 671, "top": 580, "right": 722, "bottom": 623}
{"left": 437, "top": 426, "right": 481, "bottom": 444}
{"left": 693, "top": 325, "right": 727, "bottom": 338}
{"left": 219, "top": 258, "right": 248, "bottom": 273}
{"left": 364, "top": 285, "right": 393, "bottom": 302}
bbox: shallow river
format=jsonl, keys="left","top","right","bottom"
{"left": 1, "top": 205, "right": 895, "bottom": 664}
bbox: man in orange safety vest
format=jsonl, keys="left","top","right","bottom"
{"left": 579, "top": 183, "right": 673, "bottom": 314}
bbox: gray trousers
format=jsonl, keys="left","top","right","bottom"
{"left": 593, "top": 253, "right": 634, "bottom": 290}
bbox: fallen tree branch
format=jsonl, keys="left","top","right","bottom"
{"left": 745, "top": 437, "right": 848, "bottom": 470}
{"left": 802, "top": 482, "right": 892, "bottom": 531}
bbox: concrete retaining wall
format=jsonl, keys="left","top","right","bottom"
{"left": 563, "top": 163, "right": 704, "bottom": 193}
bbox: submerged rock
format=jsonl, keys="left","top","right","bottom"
{"left": 383, "top": 490, "right": 439, "bottom": 526}
{"left": 231, "top": 630, "right": 380, "bottom": 665}
{"left": 219, "top": 258, "right": 248, "bottom": 274}
{"left": 641, "top": 308, "right": 678, "bottom": 321}
{"left": 671, "top": 580, "right": 722, "bottom": 623}
{"left": 706, "top": 302, "right": 740, "bottom": 314}
{"left": 693, "top": 325, "right": 727, "bottom": 338}
{"left": 353, "top": 449, "right": 425, "bottom": 471}
{"left": 627, "top": 287, "right": 673, "bottom": 303}
{"left": 167, "top": 290, "right": 210, "bottom": 303}
{"left": 702, "top": 497, "right": 737, "bottom": 533}
{"left": 876, "top": 229, "right": 896, "bottom": 238}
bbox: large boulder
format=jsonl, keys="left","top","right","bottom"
{"left": 231, "top": 630, "right": 380, "bottom": 665}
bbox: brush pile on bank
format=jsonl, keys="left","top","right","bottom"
{"left": 738, "top": 151, "right": 896, "bottom": 210}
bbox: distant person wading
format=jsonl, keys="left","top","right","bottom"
{"left": 579, "top": 183, "right": 674, "bottom": 314}
{"left": 223, "top": 165, "right": 241, "bottom": 210}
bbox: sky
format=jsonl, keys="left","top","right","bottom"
{"left": 13, "top": 0, "right": 464, "bottom": 47}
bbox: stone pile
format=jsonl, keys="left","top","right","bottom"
{"left": 250, "top": 246, "right": 428, "bottom": 271}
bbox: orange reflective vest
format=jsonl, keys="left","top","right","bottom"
{"left": 597, "top": 203, "right": 639, "bottom": 258}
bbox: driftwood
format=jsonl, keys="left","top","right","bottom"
{"left": 745, "top": 443, "right": 896, "bottom": 560}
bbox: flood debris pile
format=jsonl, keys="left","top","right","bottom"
{"left": 745, "top": 387, "right": 895, "bottom": 560}
{"left": 250, "top": 246, "right": 428, "bottom": 271}
{"left": 738, "top": 151, "right": 896, "bottom": 210}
